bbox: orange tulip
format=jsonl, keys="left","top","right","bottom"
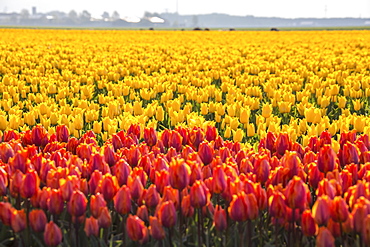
{"left": 268, "top": 191, "right": 287, "bottom": 219}
{"left": 229, "top": 192, "right": 248, "bottom": 222}
{"left": 97, "top": 174, "right": 119, "bottom": 202}
{"left": 316, "top": 227, "right": 335, "bottom": 247}
{"left": 214, "top": 205, "right": 227, "bottom": 232}
{"left": 145, "top": 184, "right": 160, "bottom": 209}
{"left": 181, "top": 194, "right": 194, "bottom": 218}
{"left": 190, "top": 180, "right": 209, "bottom": 209}
{"left": 144, "top": 127, "right": 157, "bottom": 147}
{"left": 213, "top": 165, "right": 227, "bottom": 194}
{"left": 47, "top": 189, "right": 64, "bottom": 215}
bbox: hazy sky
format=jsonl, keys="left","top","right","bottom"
{"left": 1, "top": 0, "right": 370, "bottom": 18}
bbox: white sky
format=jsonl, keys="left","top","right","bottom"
{"left": 1, "top": 0, "right": 370, "bottom": 18}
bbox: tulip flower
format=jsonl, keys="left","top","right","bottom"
{"left": 29, "top": 209, "right": 47, "bottom": 232}
{"left": 47, "top": 189, "right": 64, "bottom": 215}
{"left": 157, "top": 200, "right": 177, "bottom": 228}
{"left": 0, "top": 143, "right": 14, "bottom": 163}
{"left": 181, "top": 194, "right": 195, "bottom": 218}
{"left": 90, "top": 193, "right": 107, "bottom": 218}
{"left": 169, "top": 158, "right": 190, "bottom": 191}
{"left": 190, "top": 180, "right": 209, "bottom": 209}
{"left": 301, "top": 209, "right": 317, "bottom": 237}
{"left": 330, "top": 196, "right": 349, "bottom": 223}
{"left": 317, "top": 145, "right": 337, "bottom": 174}
{"left": 312, "top": 196, "right": 331, "bottom": 226}
{"left": 316, "top": 227, "right": 335, "bottom": 247}
{"left": 68, "top": 190, "right": 87, "bottom": 217}
{"left": 97, "top": 174, "right": 119, "bottom": 202}
{"left": 229, "top": 192, "right": 248, "bottom": 222}
{"left": 84, "top": 217, "right": 99, "bottom": 237}
{"left": 11, "top": 209, "right": 26, "bottom": 233}
{"left": 56, "top": 124, "right": 69, "bottom": 143}
{"left": 284, "top": 176, "right": 308, "bottom": 211}
{"left": 144, "top": 127, "right": 157, "bottom": 147}
{"left": 198, "top": 141, "right": 214, "bottom": 165}
{"left": 145, "top": 184, "right": 161, "bottom": 209}
{"left": 149, "top": 216, "right": 165, "bottom": 240}
{"left": 44, "top": 221, "right": 63, "bottom": 247}
{"left": 98, "top": 206, "right": 112, "bottom": 229}
{"left": 19, "top": 170, "right": 39, "bottom": 199}
{"left": 213, "top": 165, "right": 227, "bottom": 194}
{"left": 126, "top": 214, "right": 148, "bottom": 242}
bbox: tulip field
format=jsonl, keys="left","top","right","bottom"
{"left": 1, "top": 29, "right": 370, "bottom": 247}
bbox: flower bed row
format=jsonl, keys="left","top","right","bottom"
{"left": 0, "top": 124, "right": 369, "bottom": 246}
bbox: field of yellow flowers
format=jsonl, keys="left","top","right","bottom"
{"left": 1, "top": 29, "right": 370, "bottom": 246}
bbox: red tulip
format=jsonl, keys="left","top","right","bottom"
{"left": 229, "top": 192, "right": 248, "bottom": 222}
{"left": 20, "top": 170, "right": 39, "bottom": 199}
{"left": 11, "top": 209, "right": 26, "bottom": 233}
{"left": 97, "top": 174, "right": 119, "bottom": 202}
{"left": 144, "top": 127, "right": 158, "bottom": 147}
{"left": 190, "top": 180, "right": 209, "bottom": 209}
{"left": 205, "top": 126, "right": 218, "bottom": 142}
{"left": 44, "top": 221, "right": 63, "bottom": 247}
{"left": 363, "top": 215, "right": 370, "bottom": 246}
{"left": 126, "top": 214, "right": 147, "bottom": 242}
{"left": 56, "top": 125, "right": 69, "bottom": 143}
{"left": 149, "top": 216, "right": 165, "bottom": 240}
{"left": 31, "top": 125, "right": 48, "bottom": 147}
{"left": 90, "top": 193, "right": 107, "bottom": 218}
{"left": 352, "top": 197, "right": 370, "bottom": 233}
{"left": 84, "top": 217, "right": 99, "bottom": 237}
{"left": 317, "top": 145, "right": 337, "bottom": 174}
{"left": 213, "top": 165, "right": 227, "bottom": 194}
{"left": 169, "top": 158, "right": 190, "bottom": 191}
{"left": 68, "top": 190, "right": 87, "bottom": 217}
{"left": 189, "top": 127, "right": 204, "bottom": 150}
{"left": 316, "top": 227, "right": 335, "bottom": 247}
{"left": 88, "top": 170, "right": 103, "bottom": 195}
{"left": 29, "top": 209, "right": 47, "bottom": 232}
{"left": 268, "top": 191, "right": 287, "bottom": 219}
{"left": 214, "top": 205, "right": 227, "bottom": 232}
{"left": 181, "top": 194, "right": 194, "bottom": 218}
{"left": 312, "top": 196, "right": 331, "bottom": 226}
{"left": 157, "top": 200, "right": 177, "bottom": 228}
{"left": 340, "top": 142, "right": 359, "bottom": 166}
{"left": 254, "top": 155, "right": 270, "bottom": 184}
{"left": 0, "top": 202, "right": 13, "bottom": 226}
{"left": 254, "top": 183, "right": 267, "bottom": 211}
{"left": 47, "top": 189, "right": 64, "bottom": 215}
{"left": 275, "top": 132, "right": 290, "bottom": 156}
{"left": 330, "top": 196, "right": 349, "bottom": 223}
{"left": 284, "top": 176, "right": 308, "bottom": 211}
{"left": 168, "top": 130, "right": 183, "bottom": 152}
{"left": 198, "top": 141, "right": 214, "bottom": 165}
{"left": 145, "top": 184, "right": 161, "bottom": 209}
{"left": 0, "top": 143, "right": 14, "bottom": 163}
{"left": 301, "top": 209, "right": 317, "bottom": 237}
{"left": 114, "top": 185, "right": 131, "bottom": 215}
{"left": 137, "top": 205, "right": 149, "bottom": 222}
{"left": 98, "top": 206, "right": 111, "bottom": 229}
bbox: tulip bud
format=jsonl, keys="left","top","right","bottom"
{"left": 84, "top": 217, "right": 99, "bottom": 237}
{"left": 316, "top": 227, "right": 335, "bottom": 247}
{"left": 312, "top": 196, "right": 331, "bottom": 226}
{"left": 157, "top": 201, "right": 177, "bottom": 228}
{"left": 214, "top": 205, "right": 227, "bottom": 232}
{"left": 47, "top": 189, "right": 64, "bottom": 215}
{"left": 169, "top": 158, "right": 190, "bottom": 191}
{"left": 126, "top": 215, "right": 148, "bottom": 242}
{"left": 11, "top": 209, "right": 26, "bottom": 233}
{"left": 317, "top": 145, "right": 337, "bottom": 174}
{"left": 90, "top": 193, "right": 107, "bottom": 218}
{"left": 284, "top": 176, "right": 308, "bottom": 211}
{"left": 149, "top": 216, "right": 165, "bottom": 240}
{"left": 330, "top": 196, "right": 349, "bottom": 223}
{"left": 44, "top": 221, "right": 63, "bottom": 247}
{"left": 190, "top": 180, "right": 208, "bottom": 209}
{"left": 301, "top": 209, "right": 317, "bottom": 237}
{"left": 68, "top": 190, "right": 87, "bottom": 217}
{"left": 29, "top": 209, "right": 47, "bottom": 232}
{"left": 98, "top": 206, "right": 112, "bottom": 229}
{"left": 20, "top": 170, "right": 39, "bottom": 199}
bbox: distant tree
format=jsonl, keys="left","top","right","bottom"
{"left": 20, "top": 9, "right": 30, "bottom": 19}
{"left": 102, "top": 11, "right": 110, "bottom": 20}
{"left": 80, "top": 10, "right": 91, "bottom": 22}
{"left": 68, "top": 10, "right": 78, "bottom": 20}
{"left": 112, "top": 11, "right": 120, "bottom": 20}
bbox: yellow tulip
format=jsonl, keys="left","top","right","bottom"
{"left": 156, "top": 106, "right": 164, "bottom": 122}
{"left": 224, "top": 126, "right": 231, "bottom": 138}
{"left": 0, "top": 115, "right": 7, "bottom": 131}
{"left": 233, "top": 129, "right": 244, "bottom": 142}
{"left": 247, "top": 123, "right": 255, "bottom": 137}
{"left": 353, "top": 100, "right": 363, "bottom": 111}
{"left": 261, "top": 103, "right": 272, "bottom": 118}
{"left": 93, "top": 121, "right": 102, "bottom": 134}
{"left": 239, "top": 108, "right": 250, "bottom": 124}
